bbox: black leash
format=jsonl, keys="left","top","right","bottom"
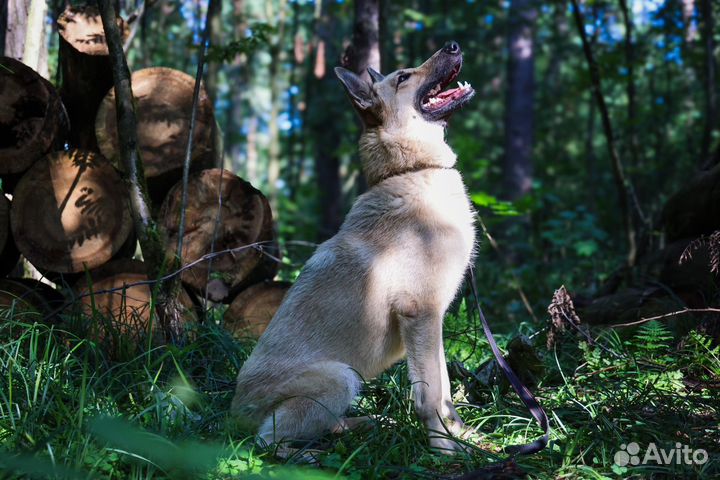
{"left": 468, "top": 265, "right": 550, "bottom": 456}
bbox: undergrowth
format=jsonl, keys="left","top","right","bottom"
{"left": 0, "top": 301, "right": 718, "bottom": 479}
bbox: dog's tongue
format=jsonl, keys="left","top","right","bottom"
{"left": 438, "top": 88, "right": 464, "bottom": 100}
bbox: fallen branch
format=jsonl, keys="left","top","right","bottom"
{"left": 611, "top": 308, "right": 720, "bottom": 328}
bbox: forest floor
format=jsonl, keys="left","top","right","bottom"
{"left": 0, "top": 302, "right": 718, "bottom": 479}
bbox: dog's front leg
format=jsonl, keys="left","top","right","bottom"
{"left": 399, "top": 310, "right": 467, "bottom": 453}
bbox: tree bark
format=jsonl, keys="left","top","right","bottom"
{"left": 342, "top": 0, "right": 381, "bottom": 195}
{"left": 21, "top": 0, "right": 47, "bottom": 77}
{"left": 342, "top": 0, "right": 381, "bottom": 84}
{"left": 2, "top": 0, "right": 29, "bottom": 60}
{"left": 205, "top": 0, "right": 223, "bottom": 105}
{"left": 502, "top": 0, "right": 536, "bottom": 201}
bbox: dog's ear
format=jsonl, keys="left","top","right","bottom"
{"left": 367, "top": 67, "right": 385, "bottom": 84}
{"left": 334, "top": 67, "right": 381, "bottom": 127}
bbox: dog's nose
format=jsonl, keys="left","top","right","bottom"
{"left": 443, "top": 41, "right": 460, "bottom": 55}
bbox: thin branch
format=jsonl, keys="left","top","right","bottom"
{"left": 611, "top": 308, "right": 720, "bottom": 328}
{"left": 618, "top": 0, "right": 648, "bottom": 228}
{"left": 176, "top": 0, "right": 217, "bottom": 264}
{"left": 43, "top": 241, "right": 279, "bottom": 323}
{"left": 570, "top": 0, "right": 637, "bottom": 267}
{"left": 123, "top": 0, "right": 143, "bottom": 52}
{"left": 96, "top": 0, "right": 165, "bottom": 277}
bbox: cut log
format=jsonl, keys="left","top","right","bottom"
{"left": 159, "top": 169, "right": 279, "bottom": 302}
{"left": 0, "top": 277, "right": 64, "bottom": 322}
{"left": 57, "top": 4, "right": 127, "bottom": 150}
{"left": 74, "top": 259, "right": 197, "bottom": 344}
{"left": 0, "top": 56, "right": 68, "bottom": 177}
{"left": 0, "top": 194, "right": 20, "bottom": 276}
{"left": 662, "top": 162, "right": 720, "bottom": 241}
{"left": 224, "top": 281, "right": 290, "bottom": 338}
{"left": 10, "top": 149, "right": 133, "bottom": 273}
{"left": 95, "top": 67, "right": 216, "bottom": 203}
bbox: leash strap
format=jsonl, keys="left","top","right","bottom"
{"left": 468, "top": 266, "right": 550, "bottom": 455}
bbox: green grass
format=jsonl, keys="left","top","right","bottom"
{"left": 0, "top": 301, "right": 718, "bottom": 479}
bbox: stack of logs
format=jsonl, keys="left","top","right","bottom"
{"left": 0, "top": 5, "right": 289, "bottom": 349}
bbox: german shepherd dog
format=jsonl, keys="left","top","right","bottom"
{"left": 233, "top": 42, "right": 476, "bottom": 453}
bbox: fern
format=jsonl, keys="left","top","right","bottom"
{"left": 633, "top": 320, "right": 673, "bottom": 360}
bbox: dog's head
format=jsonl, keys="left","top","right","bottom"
{"left": 334, "top": 42, "right": 475, "bottom": 130}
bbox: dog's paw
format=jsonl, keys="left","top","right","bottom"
{"left": 429, "top": 434, "right": 473, "bottom": 455}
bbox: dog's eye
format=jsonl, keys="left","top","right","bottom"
{"left": 397, "top": 72, "right": 411, "bottom": 85}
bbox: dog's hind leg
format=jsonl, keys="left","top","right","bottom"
{"left": 257, "top": 361, "right": 361, "bottom": 445}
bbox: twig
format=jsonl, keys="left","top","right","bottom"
{"left": 42, "top": 241, "right": 280, "bottom": 323}
{"left": 176, "top": 0, "right": 217, "bottom": 264}
{"left": 570, "top": 0, "right": 637, "bottom": 267}
{"left": 611, "top": 308, "right": 720, "bottom": 328}
{"left": 123, "top": 0, "right": 147, "bottom": 53}
{"left": 96, "top": 0, "right": 165, "bottom": 277}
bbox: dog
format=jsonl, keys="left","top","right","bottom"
{"left": 232, "top": 41, "right": 477, "bottom": 453}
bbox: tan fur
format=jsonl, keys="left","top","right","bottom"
{"left": 232, "top": 47, "right": 476, "bottom": 453}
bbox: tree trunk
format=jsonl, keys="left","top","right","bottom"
{"left": 224, "top": 280, "right": 290, "bottom": 338}
{"left": 0, "top": 56, "right": 69, "bottom": 180}
{"left": 503, "top": 0, "right": 536, "bottom": 200}
{"left": 205, "top": 0, "right": 223, "bottom": 105}
{"left": 226, "top": 0, "right": 248, "bottom": 174}
{"left": 2, "top": 0, "right": 29, "bottom": 60}
{"left": 9, "top": 149, "right": 134, "bottom": 274}
{"left": 95, "top": 67, "right": 216, "bottom": 205}
{"left": 342, "top": 0, "right": 380, "bottom": 195}
{"left": 159, "top": 168, "right": 278, "bottom": 303}
{"left": 57, "top": 5, "right": 128, "bottom": 151}
{"left": 342, "top": 0, "right": 381, "bottom": 84}
{"left": 21, "top": 0, "right": 47, "bottom": 77}
{"left": 266, "top": 0, "right": 288, "bottom": 214}
{"left": 310, "top": 3, "right": 343, "bottom": 240}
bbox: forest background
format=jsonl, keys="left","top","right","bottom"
{"left": 0, "top": 0, "right": 719, "bottom": 478}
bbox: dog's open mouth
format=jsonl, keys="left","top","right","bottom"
{"left": 418, "top": 62, "right": 475, "bottom": 122}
